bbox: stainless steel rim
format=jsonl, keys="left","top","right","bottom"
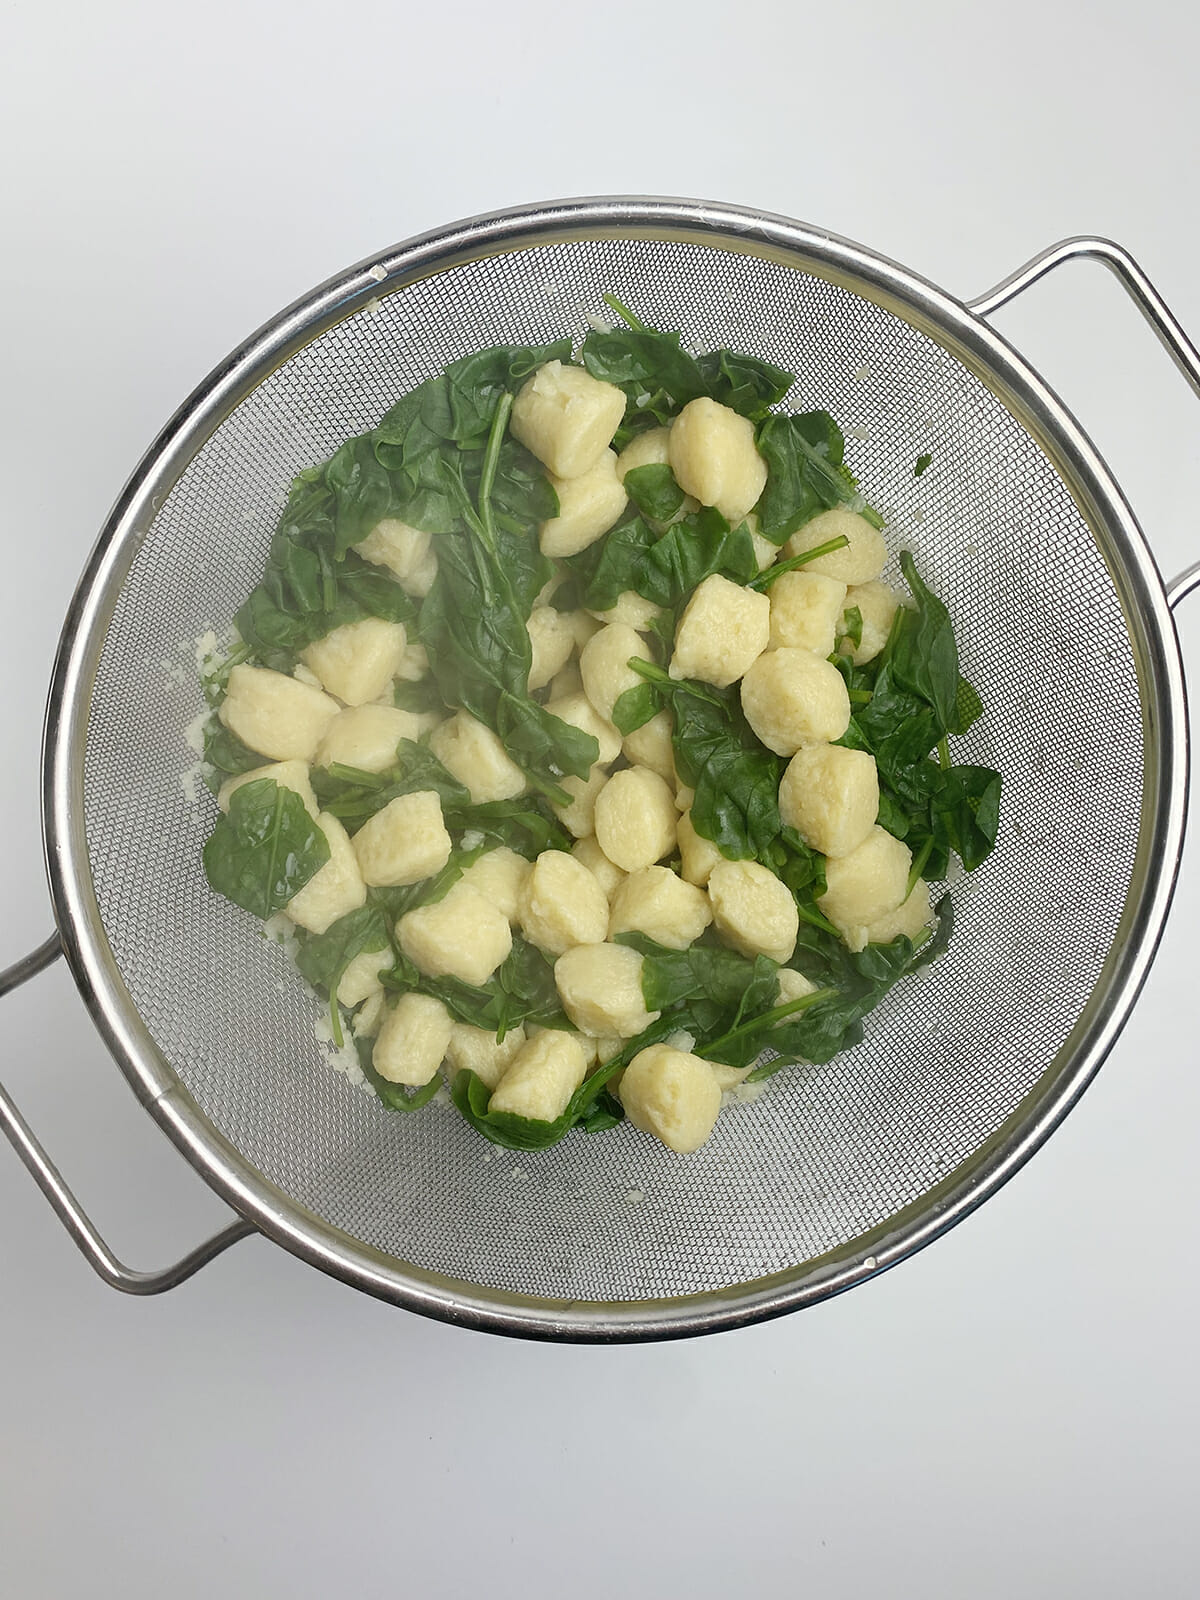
{"left": 41, "top": 196, "right": 1190, "bottom": 1341}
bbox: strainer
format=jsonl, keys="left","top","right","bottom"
{"left": 2, "top": 198, "right": 1197, "bottom": 1342}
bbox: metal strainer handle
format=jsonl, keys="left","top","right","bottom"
{"left": 970, "top": 235, "right": 1200, "bottom": 611}
{"left": 0, "top": 933, "right": 254, "bottom": 1291}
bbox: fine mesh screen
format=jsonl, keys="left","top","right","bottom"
{"left": 80, "top": 237, "right": 1144, "bottom": 1302}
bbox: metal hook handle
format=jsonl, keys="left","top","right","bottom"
{"left": 970, "top": 236, "right": 1200, "bottom": 613}
{"left": 0, "top": 933, "right": 254, "bottom": 1292}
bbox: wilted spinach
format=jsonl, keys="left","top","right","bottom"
{"left": 202, "top": 780, "right": 330, "bottom": 918}
{"left": 617, "top": 659, "right": 784, "bottom": 861}
{"left": 755, "top": 411, "right": 884, "bottom": 542}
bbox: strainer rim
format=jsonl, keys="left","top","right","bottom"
{"left": 41, "top": 196, "right": 1189, "bottom": 1340}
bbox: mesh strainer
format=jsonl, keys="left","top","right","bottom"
{"left": 3, "top": 199, "right": 1197, "bottom": 1341}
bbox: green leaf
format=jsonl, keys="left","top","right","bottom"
{"left": 311, "top": 739, "right": 470, "bottom": 832}
{"left": 914, "top": 452, "right": 933, "bottom": 477}
{"left": 615, "top": 932, "right": 778, "bottom": 1016}
{"left": 296, "top": 904, "right": 391, "bottom": 997}
{"left": 201, "top": 718, "right": 264, "bottom": 781}
{"left": 891, "top": 552, "right": 961, "bottom": 735}
{"left": 580, "top": 326, "right": 707, "bottom": 409}
{"left": 623, "top": 463, "right": 685, "bottom": 522}
{"left": 952, "top": 676, "right": 984, "bottom": 736}
{"left": 202, "top": 780, "right": 330, "bottom": 918}
{"left": 841, "top": 605, "right": 864, "bottom": 652}
{"left": 755, "top": 412, "right": 879, "bottom": 542}
{"left": 383, "top": 936, "right": 569, "bottom": 1037}
{"left": 695, "top": 349, "right": 795, "bottom": 420}
{"left": 611, "top": 681, "right": 663, "bottom": 736}
{"left": 628, "top": 660, "right": 783, "bottom": 861}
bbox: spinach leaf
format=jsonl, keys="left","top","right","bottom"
{"left": 563, "top": 508, "right": 656, "bottom": 613}
{"left": 355, "top": 1034, "right": 443, "bottom": 1114}
{"left": 695, "top": 349, "right": 794, "bottom": 420}
{"left": 580, "top": 325, "right": 707, "bottom": 411}
{"left": 422, "top": 342, "right": 574, "bottom": 445}
{"left": 754, "top": 412, "right": 882, "bottom": 542}
{"left": 890, "top": 552, "right": 960, "bottom": 735}
{"left": 417, "top": 410, "right": 598, "bottom": 794}
{"left": 841, "top": 605, "right": 864, "bottom": 653}
{"left": 615, "top": 931, "right": 778, "bottom": 1015}
{"left": 449, "top": 798, "right": 572, "bottom": 858}
{"left": 953, "top": 676, "right": 984, "bottom": 737}
{"left": 201, "top": 718, "right": 263, "bottom": 782}
{"left": 626, "top": 660, "right": 784, "bottom": 861}
{"left": 296, "top": 904, "right": 391, "bottom": 997}
{"left": 570, "top": 504, "right": 758, "bottom": 617}
{"left": 914, "top": 452, "right": 933, "bottom": 477}
{"left": 311, "top": 739, "right": 470, "bottom": 832}
{"left": 202, "top": 779, "right": 330, "bottom": 918}
{"left": 930, "top": 765, "right": 1002, "bottom": 872}
{"left": 623, "top": 463, "right": 685, "bottom": 523}
{"left": 751, "top": 895, "right": 955, "bottom": 1070}
{"left": 383, "top": 936, "right": 569, "bottom": 1038}
{"left": 325, "top": 435, "right": 402, "bottom": 556}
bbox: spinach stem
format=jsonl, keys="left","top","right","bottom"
{"left": 905, "top": 835, "right": 934, "bottom": 900}
{"left": 330, "top": 991, "right": 344, "bottom": 1050}
{"left": 701, "top": 987, "right": 839, "bottom": 1060}
{"left": 937, "top": 737, "right": 951, "bottom": 771}
{"left": 796, "top": 900, "right": 842, "bottom": 938}
{"left": 602, "top": 293, "right": 647, "bottom": 332}
{"left": 848, "top": 688, "right": 873, "bottom": 706}
{"left": 520, "top": 766, "right": 572, "bottom": 809}
{"left": 477, "top": 390, "right": 513, "bottom": 551}
{"left": 748, "top": 534, "right": 851, "bottom": 591}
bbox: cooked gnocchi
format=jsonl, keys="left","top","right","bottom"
{"left": 199, "top": 303, "right": 997, "bottom": 1160}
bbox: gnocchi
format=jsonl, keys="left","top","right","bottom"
{"left": 301, "top": 617, "right": 409, "bottom": 707}
{"left": 782, "top": 507, "right": 888, "bottom": 585}
{"left": 619, "top": 1044, "right": 723, "bottom": 1154}
{"left": 608, "top": 866, "right": 713, "bottom": 950}
{"left": 397, "top": 882, "right": 513, "bottom": 987}
{"left": 767, "top": 570, "right": 848, "bottom": 656}
{"left": 488, "top": 1030, "right": 588, "bottom": 1122}
{"left": 541, "top": 449, "right": 628, "bottom": 558}
{"left": 353, "top": 518, "right": 436, "bottom": 595}
{"left": 580, "top": 621, "right": 647, "bottom": 723}
{"left": 429, "top": 712, "right": 527, "bottom": 804}
{"left": 373, "top": 993, "right": 454, "bottom": 1087}
{"left": 554, "top": 943, "right": 660, "bottom": 1038}
{"left": 286, "top": 812, "right": 366, "bottom": 934}
{"left": 593, "top": 767, "right": 678, "bottom": 872}
{"left": 740, "top": 647, "right": 851, "bottom": 755}
{"left": 777, "top": 744, "right": 880, "bottom": 859}
{"left": 707, "top": 859, "right": 799, "bottom": 964}
{"left": 670, "top": 573, "right": 770, "bottom": 688}
{"left": 841, "top": 580, "right": 902, "bottom": 666}
{"left": 219, "top": 664, "right": 339, "bottom": 763}
{"left": 352, "top": 789, "right": 452, "bottom": 888}
{"left": 517, "top": 849, "right": 610, "bottom": 956}
{"left": 444, "top": 1022, "right": 527, "bottom": 1090}
{"left": 818, "top": 826, "right": 912, "bottom": 950}
{"left": 511, "top": 359, "right": 626, "bottom": 479}
{"left": 668, "top": 397, "right": 767, "bottom": 524}
{"left": 315, "top": 704, "right": 428, "bottom": 774}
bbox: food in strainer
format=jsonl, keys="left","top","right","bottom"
{"left": 196, "top": 297, "right": 1000, "bottom": 1155}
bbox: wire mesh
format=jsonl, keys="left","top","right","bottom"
{"left": 79, "top": 236, "right": 1144, "bottom": 1302}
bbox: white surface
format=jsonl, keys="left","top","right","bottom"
{"left": 1, "top": 2, "right": 1198, "bottom": 1595}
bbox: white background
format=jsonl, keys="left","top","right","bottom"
{"left": 2, "top": 3, "right": 1198, "bottom": 1596}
